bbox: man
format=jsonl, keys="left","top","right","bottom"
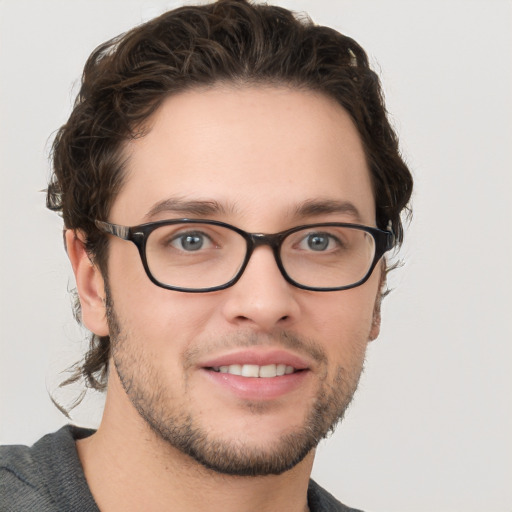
{"left": 0, "top": 0, "right": 412, "bottom": 510}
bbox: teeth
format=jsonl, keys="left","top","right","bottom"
{"left": 220, "top": 364, "right": 241, "bottom": 375}
{"left": 276, "top": 364, "right": 286, "bottom": 376}
{"left": 259, "top": 364, "right": 277, "bottom": 378}
{"left": 242, "top": 364, "right": 260, "bottom": 377}
{"left": 212, "top": 364, "right": 297, "bottom": 378}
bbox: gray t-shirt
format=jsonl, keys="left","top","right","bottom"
{"left": 0, "top": 426, "right": 363, "bottom": 512}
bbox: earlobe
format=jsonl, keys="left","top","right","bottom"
{"left": 369, "top": 306, "right": 381, "bottom": 341}
{"left": 65, "top": 229, "right": 109, "bottom": 337}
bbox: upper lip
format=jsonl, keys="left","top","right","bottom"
{"left": 199, "top": 349, "right": 311, "bottom": 370}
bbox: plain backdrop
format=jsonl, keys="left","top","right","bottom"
{"left": 1, "top": 1, "right": 511, "bottom": 511}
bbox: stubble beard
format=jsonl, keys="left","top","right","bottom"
{"left": 106, "top": 289, "right": 366, "bottom": 477}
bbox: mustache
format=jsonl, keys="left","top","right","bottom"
{"left": 182, "top": 330, "right": 328, "bottom": 369}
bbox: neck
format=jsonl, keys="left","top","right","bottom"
{"left": 76, "top": 373, "right": 314, "bottom": 512}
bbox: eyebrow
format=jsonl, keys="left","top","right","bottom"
{"left": 144, "top": 197, "right": 231, "bottom": 220}
{"left": 144, "top": 197, "right": 363, "bottom": 224}
{"left": 292, "top": 199, "right": 363, "bottom": 222}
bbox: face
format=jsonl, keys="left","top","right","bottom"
{"left": 87, "top": 86, "right": 382, "bottom": 476}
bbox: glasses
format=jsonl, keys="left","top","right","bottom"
{"left": 95, "top": 219, "right": 395, "bottom": 293}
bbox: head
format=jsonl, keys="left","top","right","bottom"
{"left": 48, "top": 0, "right": 412, "bottom": 475}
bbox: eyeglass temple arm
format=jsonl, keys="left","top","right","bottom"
{"left": 385, "top": 220, "right": 396, "bottom": 251}
{"left": 95, "top": 220, "right": 131, "bottom": 240}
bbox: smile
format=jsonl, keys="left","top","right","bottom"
{"left": 201, "top": 350, "right": 311, "bottom": 400}
{"left": 210, "top": 364, "right": 298, "bottom": 378}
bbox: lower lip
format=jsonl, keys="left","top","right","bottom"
{"left": 201, "top": 368, "right": 310, "bottom": 401}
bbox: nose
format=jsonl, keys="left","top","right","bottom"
{"left": 220, "top": 246, "right": 300, "bottom": 332}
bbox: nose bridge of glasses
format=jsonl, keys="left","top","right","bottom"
{"left": 243, "top": 232, "right": 285, "bottom": 274}
{"left": 249, "top": 232, "right": 283, "bottom": 251}
{"left": 237, "top": 232, "right": 289, "bottom": 287}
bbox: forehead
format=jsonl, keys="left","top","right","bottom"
{"left": 112, "top": 85, "right": 375, "bottom": 227}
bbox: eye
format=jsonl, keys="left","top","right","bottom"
{"left": 299, "top": 232, "right": 338, "bottom": 252}
{"left": 170, "top": 231, "right": 213, "bottom": 251}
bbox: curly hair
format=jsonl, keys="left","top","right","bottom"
{"left": 47, "top": 0, "right": 413, "bottom": 395}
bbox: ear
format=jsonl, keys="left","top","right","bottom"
{"left": 369, "top": 303, "right": 381, "bottom": 342}
{"left": 368, "top": 262, "right": 386, "bottom": 342}
{"left": 65, "top": 229, "right": 109, "bottom": 337}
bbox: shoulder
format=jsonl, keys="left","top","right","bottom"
{"left": 0, "top": 425, "right": 96, "bottom": 512}
{"left": 1, "top": 440, "right": 55, "bottom": 511}
{"left": 0, "top": 429, "right": 65, "bottom": 511}
{"left": 308, "top": 479, "right": 364, "bottom": 512}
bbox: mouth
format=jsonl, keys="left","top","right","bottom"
{"left": 208, "top": 363, "right": 300, "bottom": 378}
{"left": 199, "top": 350, "right": 311, "bottom": 401}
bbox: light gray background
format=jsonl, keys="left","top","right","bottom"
{"left": 1, "top": 1, "right": 511, "bottom": 511}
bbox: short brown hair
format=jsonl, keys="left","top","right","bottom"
{"left": 47, "top": 0, "right": 413, "bottom": 394}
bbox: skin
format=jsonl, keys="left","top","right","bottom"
{"left": 67, "top": 86, "right": 383, "bottom": 512}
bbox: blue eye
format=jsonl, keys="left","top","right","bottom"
{"left": 307, "top": 234, "right": 330, "bottom": 251}
{"left": 171, "top": 232, "right": 211, "bottom": 251}
{"left": 298, "top": 232, "right": 338, "bottom": 251}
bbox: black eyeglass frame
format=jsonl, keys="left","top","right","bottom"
{"left": 95, "top": 218, "right": 395, "bottom": 293}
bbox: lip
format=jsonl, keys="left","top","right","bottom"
{"left": 199, "top": 349, "right": 311, "bottom": 371}
{"left": 202, "top": 369, "right": 310, "bottom": 401}
{"left": 198, "top": 349, "right": 312, "bottom": 401}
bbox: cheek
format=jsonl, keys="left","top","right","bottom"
{"left": 308, "top": 285, "right": 378, "bottom": 336}
{"left": 107, "top": 241, "right": 198, "bottom": 325}
{"left": 304, "top": 283, "right": 379, "bottom": 364}
{"left": 107, "top": 252, "right": 221, "bottom": 355}
{"left": 112, "top": 288, "right": 217, "bottom": 339}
